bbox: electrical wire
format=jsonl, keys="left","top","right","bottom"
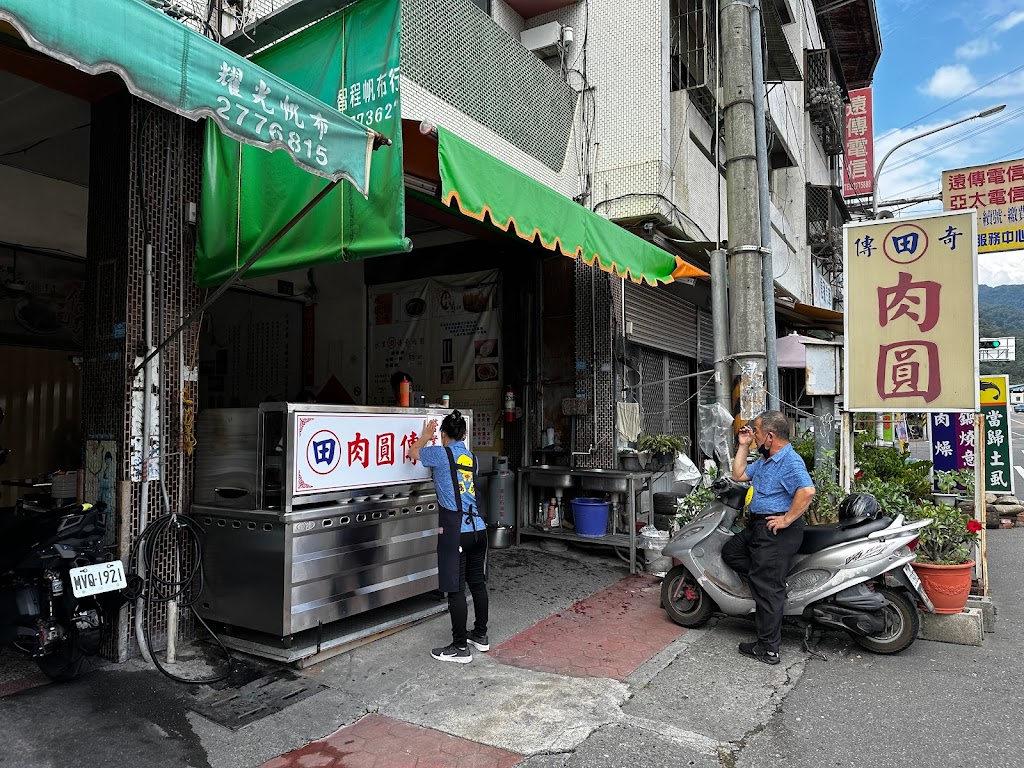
{"left": 886, "top": 142, "right": 1024, "bottom": 201}
{"left": 875, "top": 62, "right": 1024, "bottom": 145}
{"left": 883, "top": 105, "right": 1024, "bottom": 175}
{"left": 126, "top": 513, "right": 232, "bottom": 684}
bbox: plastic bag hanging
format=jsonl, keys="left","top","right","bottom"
{"left": 672, "top": 452, "right": 701, "bottom": 484}
{"left": 698, "top": 401, "right": 734, "bottom": 467}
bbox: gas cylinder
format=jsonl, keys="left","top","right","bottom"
{"left": 486, "top": 456, "right": 515, "bottom": 528}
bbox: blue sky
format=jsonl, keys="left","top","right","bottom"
{"left": 871, "top": 0, "right": 1024, "bottom": 285}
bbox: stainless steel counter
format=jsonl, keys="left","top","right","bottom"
{"left": 516, "top": 465, "right": 654, "bottom": 574}
{"left": 192, "top": 403, "right": 471, "bottom": 640}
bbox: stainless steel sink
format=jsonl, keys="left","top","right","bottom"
{"left": 578, "top": 469, "right": 631, "bottom": 493}
{"left": 524, "top": 465, "right": 575, "bottom": 488}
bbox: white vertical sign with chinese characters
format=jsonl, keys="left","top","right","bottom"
{"left": 843, "top": 210, "right": 979, "bottom": 412}
{"left": 844, "top": 87, "right": 874, "bottom": 198}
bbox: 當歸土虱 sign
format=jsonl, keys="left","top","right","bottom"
{"left": 843, "top": 210, "right": 978, "bottom": 412}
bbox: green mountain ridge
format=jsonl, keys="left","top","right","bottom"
{"left": 978, "top": 284, "right": 1024, "bottom": 384}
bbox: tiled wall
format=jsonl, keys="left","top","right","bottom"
{"left": 84, "top": 94, "right": 202, "bottom": 660}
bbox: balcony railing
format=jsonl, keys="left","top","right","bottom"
{"left": 807, "top": 184, "right": 849, "bottom": 287}
{"left": 805, "top": 49, "right": 846, "bottom": 156}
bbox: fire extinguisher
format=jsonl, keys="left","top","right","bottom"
{"left": 399, "top": 375, "right": 411, "bottom": 407}
{"left": 504, "top": 385, "right": 516, "bottom": 423}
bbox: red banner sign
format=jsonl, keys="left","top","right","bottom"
{"left": 844, "top": 87, "right": 874, "bottom": 198}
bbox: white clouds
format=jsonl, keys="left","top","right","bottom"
{"left": 921, "top": 65, "right": 978, "bottom": 98}
{"left": 956, "top": 38, "right": 998, "bottom": 60}
{"left": 871, "top": 112, "right": 1005, "bottom": 221}
{"left": 979, "top": 251, "right": 1024, "bottom": 286}
{"left": 994, "top": 9, "right": 1024, "bottom": 31}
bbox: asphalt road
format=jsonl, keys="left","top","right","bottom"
{"left": 1010, "top": 410, "right": 1024, "bottom": 498}
{"left": 2, "top": 535, "right": 1021, "bottom": 768}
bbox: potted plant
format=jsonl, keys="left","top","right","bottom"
{"left": 674, "top": 464, "right": 719, "bottom": 528}
{"left": 637, "top": 434, "right": 689, "bottom": 471}
{"left": 933, "top": 469, "right": 971, "bottom": 507}
{"left": 618, "top": 450, "right": 643, "bottom": 472}
{"left": 905, "top": 501, "right": 982, "bottom": 614}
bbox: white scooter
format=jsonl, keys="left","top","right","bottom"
{"left": 660, "top": 479, "right": 935, "bottom": 654}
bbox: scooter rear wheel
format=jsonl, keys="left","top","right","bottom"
{"left": 852, "top": 586, "right": 919, "bottom": 655}
{"left": 661, "top": 565, "right": 715, "bottom": 627}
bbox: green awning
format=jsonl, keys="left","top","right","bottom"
{"left": 435, "top": 126, "right": 709, "bottom": 286}
{"left": 0, "top": 0, "right": 375, "bottom": 193}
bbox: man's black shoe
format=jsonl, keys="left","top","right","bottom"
{"left": 738, "top": 641, "right": 780, "bottom": 665}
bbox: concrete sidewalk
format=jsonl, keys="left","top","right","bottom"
{"left": 3, "top": 534, "right": 1019, "bottom": 768}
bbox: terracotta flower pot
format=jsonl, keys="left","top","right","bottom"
{"left": 912, "top": 561, "right": 975, "bottom": 614}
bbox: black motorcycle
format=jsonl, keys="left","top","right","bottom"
{"left": 0, "top": 409, "right": 127, "bottom": 680}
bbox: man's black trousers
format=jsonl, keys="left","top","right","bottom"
{"left": 721, "top": 517, "right": 803, "bottom": 654}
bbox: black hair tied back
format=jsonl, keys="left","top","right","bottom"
{"left": 441, "top": 409, "right": 467, "bottom": 441}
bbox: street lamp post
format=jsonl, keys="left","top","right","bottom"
{"left": 871, "top": 104, "right": 1007, "bottom": 218}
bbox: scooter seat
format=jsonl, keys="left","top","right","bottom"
{"left": 798, "top": 516, "right": 893, "bottom": 554}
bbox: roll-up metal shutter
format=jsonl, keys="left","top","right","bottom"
{"left": 638, "top": 348, "right": 692, "bottom": 446}
{"left": 624, "top": 281, "right": 698, "bottom": 358}
{"left": 697, "top": 308, "right": 715, "bottom": 366}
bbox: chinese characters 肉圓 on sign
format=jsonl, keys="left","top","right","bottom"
{"left": 942, "top": 159, "right": 1024, "bottom": 254}
{"left": 844, "top": 211, "right": 978, "bottom": 412}
{"left": 844, "top": 87, "right": 874, "bottom": 198}
{"left": 292, "top": 411, "right": 471, "bottom": 494}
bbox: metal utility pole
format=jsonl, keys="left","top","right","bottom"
{"left": 720, "top": 0, "right": 767, "bottom": 419}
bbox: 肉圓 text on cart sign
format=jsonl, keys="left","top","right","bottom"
{"left": 942, "top": 159, "right": 1024, "bottom": 254}
{"left": 843, "top": 210, "right": 979, "bottom": 412}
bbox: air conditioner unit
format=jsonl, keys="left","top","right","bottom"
{"left": 521, "top": 21, "right": 563, "bottom": 58}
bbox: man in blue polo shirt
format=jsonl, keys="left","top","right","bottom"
{"left": 724, "top": 410, "right": 815, "bottom": 665}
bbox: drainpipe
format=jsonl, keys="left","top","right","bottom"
{"left": 750, "top": 0, "right": 780, "bottom": 411}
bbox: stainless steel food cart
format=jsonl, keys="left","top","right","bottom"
{"left": 193, "top": 403, "right": 469, "bottom": 646}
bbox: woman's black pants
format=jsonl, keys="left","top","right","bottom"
{"left": 448, "top": 529, "right": 489, "bottom": 646}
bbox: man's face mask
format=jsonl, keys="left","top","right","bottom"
{"left": 757, "top": 428, "right": 773, "bottom": 458}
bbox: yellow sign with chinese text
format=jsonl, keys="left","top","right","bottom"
{"left": 942, "top": 159, "right": 1024, "bottom": 254}
{"left": 843, "top": 210, "right": 978, "bottom": 412}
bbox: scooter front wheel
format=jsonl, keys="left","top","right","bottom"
{"left": 661, "top": 565, "right": 715, "bottom": 627}
{"left": 852, "top": 586, "right": 920, "bottom": 655}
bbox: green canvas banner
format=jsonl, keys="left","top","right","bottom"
{"left": 195, "top": 0, "right": 408, "bottom": 287}
{"left": 0, "top": 0, "right": 373, "bottom": 189}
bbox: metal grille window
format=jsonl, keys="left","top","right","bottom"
{"left": 639, "top": 346, "right": 692, "bottom": 449}
{"left": 805, "top": 49, "right": 846, "bottom": 156}
{"left": 807, "top": 183, "right": 848, "bottom": 291}
{"left": 670, "top": 0, "right": 717, "bottom": 124}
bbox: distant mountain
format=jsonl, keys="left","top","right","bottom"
{"left": 978, "top": 284, "right": 1024, "bottom": 384}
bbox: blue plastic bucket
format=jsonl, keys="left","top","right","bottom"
{"left": 571, "top": 497, "right": 610, "bottom": 538}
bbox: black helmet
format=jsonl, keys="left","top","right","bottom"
{"left": 838, "top": 493, "right": 880, "bottom": 525}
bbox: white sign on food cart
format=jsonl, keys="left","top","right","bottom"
{"left": 293, "top": 412, "right": 449, "bottom": 493}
